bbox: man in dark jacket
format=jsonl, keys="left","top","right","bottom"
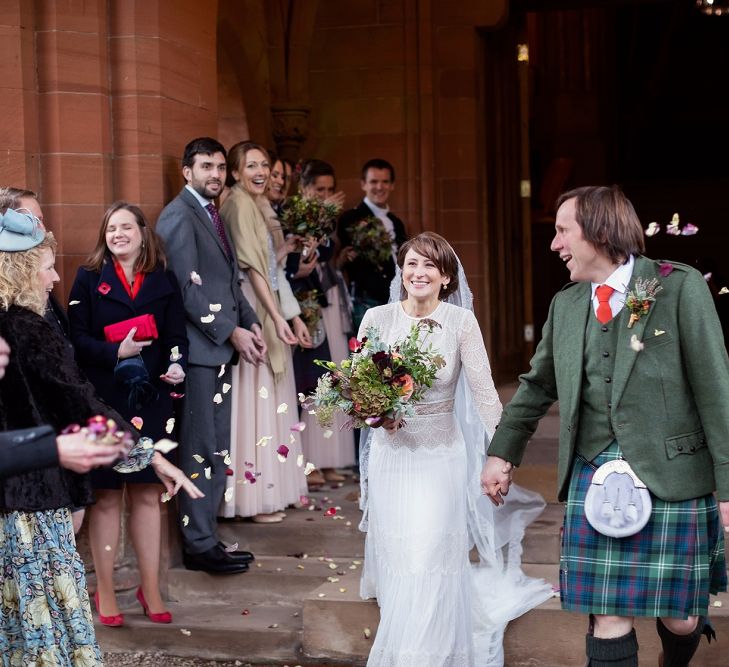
{"left": 337, "top": 159, "right": 407, "bottom": 329}
{"left": 156, "top": 137, "right": 266, "bottom": 574}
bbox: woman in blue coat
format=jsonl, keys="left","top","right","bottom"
{"left": 69, "top": 201, "right": 189, "bottom": 626}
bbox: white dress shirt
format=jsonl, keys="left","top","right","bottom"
{"left": 590, "top": 254, "right": 635, "bottom": 319}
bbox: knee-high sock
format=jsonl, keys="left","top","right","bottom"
{"left": 585, "top": 629, "right": 639, "bottom": 666}
{"left": 657, "top": 616, "right": 713, "bottom": 667}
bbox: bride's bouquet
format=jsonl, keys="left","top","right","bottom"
{"left": 279, "top": 194, "right": 338, "bottom": 241}
{"left": 302, "top": 320, "right": 446, "bottom": 429}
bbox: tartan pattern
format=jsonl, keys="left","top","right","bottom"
{"left": 560, "top": 442, "right": 727, "bottom": 618}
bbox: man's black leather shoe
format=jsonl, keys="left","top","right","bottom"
{"left": 183, "top": 545, "right": 249, "bottom": 574}
{"left": 217, "top": 541, "right": 255, "bottom": 564}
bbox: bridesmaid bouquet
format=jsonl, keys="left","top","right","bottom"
{"left": 349, "top": 216, "right": 394, "bottom": 268}
{"left": 295, "top": 288, "right": 326, "bottom": 347}
{"left": 279, "top": 194, "right": 339, "bottom": 241}
{"left": 302, "top": 320, "right": 446, "bottom": 429}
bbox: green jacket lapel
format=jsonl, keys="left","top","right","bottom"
{"left": 611, "top": 256, "right": 659, "bottom": 407}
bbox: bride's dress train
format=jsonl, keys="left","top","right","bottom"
{"left": 358, "top": 301, "right": 552, "bottom": 667}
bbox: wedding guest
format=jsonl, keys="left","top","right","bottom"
{"left": 482, "top": 186, "right": 728, "bottom": 667}
{"left": 219, "top": 141, "right": 308, "bottom": 523}
{"left": 337, "top": 158, "right": 407, "bottom": 330}
{"left": 156, "top": 137, "right": 264, "bottom": 574}
{"left": 0, "top": 209, "right": 200, "bottom": 662}
{"left": 297, "top": 158, "right": 355, "bottom": 484}
{"left": 69, "top": 202, "right": 189, "bottom": 625}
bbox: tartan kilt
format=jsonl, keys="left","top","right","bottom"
{"left": 560, "top": 441, "right": 727, "bottom": 618}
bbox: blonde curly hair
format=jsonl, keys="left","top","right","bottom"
{"left": 0, "top": 232, "right": 57, "bottom": 316}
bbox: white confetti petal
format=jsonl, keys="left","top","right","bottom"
{"left": 277, "top": 402, "right": 288, "bottom": 414}
{"left": 289, "top": 433, "right": 295, "bottom": 444}
{"left": 323, "top": 429, "right": 333, "bottom": 439}
{"left": 719, "top": 287, "right": 729, "bottom": 295}
{"left": 629, "top": 334, "right": 644, "bottom": 352}
{"left": 218, "top": 364, "right": 226, "bottom": 378}
{"left": 224, "top": 542, "right": 239, "bottom": 552}
{"left": 258, "top": 386, "right": 269, "bottom": 399}
{"left": 213, "top": 393, "right": 223, "bottom": 404}
{"left": 654, "top": 329, "right": 665, "bottom": 336}
{"left": 192, "top": 454, "right": 205, "bottom": 463}
{"left": 256, "top": 436, "right": 272, "bottom": 447}
{"left": 304, "top": 462, "right": 316, "bottom": 475}
{"left": 153, "top": 438, "right": 178, "bottom": 454}
{"left": 160, "top": 492, "right": 171, "bottom": 503}
{"left": 200, "top": 314, "right": 215, "bottom": 324}
{"left": 170, "top": 346, "right": 182, "bottom": 362}
{"left": 222, "top": 382, "right": 231, "bottom": 394}
{"left": 165, "top": 418, "right": 175, "bottom": 434}
{"left": 180, "top": 628, "right": 192, "bottom": 636}
{"left": 68, "top": 300, "right": 81, "bottom": 306}
{"left": 297, "top": 454, "right": 304, "bottom": 467}
{"left": 190, "top": 271, "right": 202, "bottom": 285}
{"left": 277, "top": 454, "right": 287, "bottom": 463}
{"left": 204, "top": 467, "right": 212, "bottom": 480}
{"left": 644, "top": 222, "right": 660, "bottom": 237}
{"left": 209, "top": 303, "right": 222, "bottom": 312}
{"left": 182, "top": 515, "right": 189, "bottom": 526}
{"left": 224, "top": 487, "right": 233, "bottom": 503}
{"left": 224, "top": 454, "right": 231, "bottom": 466}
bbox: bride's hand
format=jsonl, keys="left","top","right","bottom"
{"left": 380, "top": 416, "right": 402, "bottom": 432}
{"left": 480, "top": 455, "right": 514, "bottom": 506}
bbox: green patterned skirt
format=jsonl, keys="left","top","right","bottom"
{"left": 0, "top": 508, "right": 102, "bottom": 666}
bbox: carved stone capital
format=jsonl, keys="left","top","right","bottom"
{"left": 271, "top": 103, "right": 311, "bottom": 162}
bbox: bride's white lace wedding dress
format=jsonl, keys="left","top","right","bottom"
{"left": 359, "top": 300, "right": 552, "bottom": 667}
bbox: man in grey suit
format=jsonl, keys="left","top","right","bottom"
{"left": 157, "top": 137, "right": 267, "bottom": 574}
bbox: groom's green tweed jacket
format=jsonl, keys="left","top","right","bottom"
{"left": 488, "top": 255, "right": 729, "bottom": 502}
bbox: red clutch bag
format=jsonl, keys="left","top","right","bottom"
{"left": 103, "top": 314, "right": 158, "bottom": 343}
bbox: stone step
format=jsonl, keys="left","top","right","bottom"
{"left": 302, "top": 562, "right": 729, "bottom": 667}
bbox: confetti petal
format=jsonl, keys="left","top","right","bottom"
{"left": 204, "top": 467, "right": 212, "bottom": 480}
{"left": 170, "top": 346, "right": 182, "bottom": 362}
{"left": 304, "top": 462, "right": 316, "bottom": 475}
{"left": 224, "top": 487, "right": 233, "bottom": 503}
{"left": 681, "top": 223, "right": 699, "bottom": 236}
{"left": 325, "top": 507, "right": 337, "bottom": 516}
{"left": 297, "top": 454, "right": 304, "bottom": 467}
{"left": 218, "top": 364, "right": 226, "bottom": 378}
{"left": 244, "top": 471, "right": 257, "bottom": 484}
{"left": 182, "top": 515, "right": 189, "bottom": 526}
{"left": 165, "top": 417, "right": 175, "bottom": 434}
{"left": 153, "top": 438, "right": 178, "bottom": 454}
{"left": 258, "top": 386, "right": 269, "bottom": 399}
{"left": 289, "top": 433, "right": 295, "bottom": 444}
{"left": 180, "top": 628, "right": 192, "bottom": 636}
{"left": 209, "top": 303, "right": 222, "bottom": 312}
{"left": 68, "top": 300, "right": 81, "bottom": 306}
{"left": 131, "top": 416, "right": 143, "bottom": 430}
{"left": 170, "top": 391, "right": 185, "bottom": 399}
{"left": 256, "top": 436, "right": 272, "bottom": 447}
{"left": 223, "top": 453, "right": 231, "bottom": 466}
{"left": 213, "top": 393, "right": 223, "bottom": 404}
{"left": 277, "top": 445, "right": 290, "bottom": 461}
{"left": 629, "top": 334, "right": 644, "bottom": 352}
{"left": 190, "top": 271, "right": 202, "bottom": 285}
{"left": 644, "top": 222, "right": 660, "bottom": 237}
{"left": 290, "top": 421, "right": 306, "bottom": 432}
{"left": 222, "top": 382, "right": 231, "bottom": 394}
{"left": 364, "top": 628, "right": 372, "bottom": 639}
{"left": 200, "top": 314, "right": 215, "bottom": 324}
{"left": 277, "top": 402, "right": 288, "bottom": 414}
{"left": 323, "top": 429, "right": 333, "bottom": 439}
{"left": 192, "top": 454, "right": 205, "bottom": 463}
{"left": 719, "top": 287, "right": 729, "bottom": 295}
{"left": 161, "top": 492, "right": 171, "bottom": 503}
{"left": 659, "top": 262, "right": 674, "bottom": 277}
{"left": 224, "top": 542, "right": 239, "bottom": 552}
{"left": 704, "top": 272, "right": 713, "bottom": 281}
{"left": 654, "top": 329, "right": 665, "bottom": 336}
{"left": 299, "top": 495, "right": 310, "bottom": 506}
{"left": 190, "top": 473, "right": 199, "bottom": 479}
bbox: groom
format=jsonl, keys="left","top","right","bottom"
{"left": 482, "top": 186, "right": 729, "bottom": 666}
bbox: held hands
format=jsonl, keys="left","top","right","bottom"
{"left": 230, "top": 326, "right": 266, "bottom": 365}
{"left": 291, "top": 315, "right": 313, "bottom": 348}
{"left": 118, "top": 327, "right": 152, "bottom": 359}
{"left": 480, "top": 455, "right": 515, "bottom": 506}
{"left": 720, "top": 501, "right": 729, "bottom": 535}
{"left": 0, "top": 335, "right": 9, "bottom": 380}
{"left": 151, "top": 452, "right": 204, "bottom": 499}
{"left": 56, "top": 431, "right": 126, "bottom": 474}
{"left": 160, "top": 362, "right": 185, "bottom": 385}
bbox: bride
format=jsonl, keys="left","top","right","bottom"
{"left": 358, "top": 232, "right": 553, "bottom": 666}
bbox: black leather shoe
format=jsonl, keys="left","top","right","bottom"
{"left": 183, "top": 545, "right": 249, "bottom": 574}
{"left": 217, "top": 541, "right": 255, "bottom": 564}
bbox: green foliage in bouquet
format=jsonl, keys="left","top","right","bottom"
{"left": 279, "top": 194, "right": 338, "bottom": 240}
{"left": 349, "top": 216, "right": 394, "bottom": 268}
{"left": 302, "top": 320, "right": 446, "bottom": 429}
{"left": 295, "top": 289, "right": 322, "bottom": 332}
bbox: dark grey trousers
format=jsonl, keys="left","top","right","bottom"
{"left": 177, "top": 362, "right": 233, "bottom": 554}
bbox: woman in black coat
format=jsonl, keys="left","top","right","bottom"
{"left": 68, "top": 201, "right": 189, "bottom": 626}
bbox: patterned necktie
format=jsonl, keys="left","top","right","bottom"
{"left": 206, "top": 202, "right": 233, "bottom": 260}
{"left": 595, "top": 284, "right": 615, "bottom": 324}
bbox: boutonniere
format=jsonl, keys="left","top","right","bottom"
{"left": 97, "top": 282, "right": 111, "bottom": 295}
{"left": 624, "top": 278, "right": 662, "bottom": 328}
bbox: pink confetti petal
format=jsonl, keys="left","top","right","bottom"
{"left": 290, "top": 421, "right": 306, "bottom": 432}
{"left": 244, "top": 471, "right": 257, "bottom": 484}
{"left": 299, "top": 495, "right": 311, "bottom": 506}
{"left": 659, "top": 262, "right": 674, "bottom": 277}
{"left": 170, "top": 392, "right": 185, "bottom": 399}
{"left": 681, "top": 223, "right": 699, "bottom": 236}
{"left": 130, "top": 416, "right": 143, "bottom": 430}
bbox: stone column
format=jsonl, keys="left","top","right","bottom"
{"left": 271, "top": 103, "right": 311, "bottom": 163}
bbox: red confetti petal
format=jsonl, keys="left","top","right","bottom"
{"left": 170, "top": 392, "right": 185, "bottom": 399}
{"left": 324, "top": 507, "right": 337, "bottom": 516}
{"left": 225, "top": 468, "right": 234, "bottom": 476}
{"left": 276, "top": 444, "right": 289, "bottom": 458}
{"left": 241, "top": 609, "right": 250, "bottom": 616}
{"left": 244, "top": 471, "right": 257, "bottom": 484}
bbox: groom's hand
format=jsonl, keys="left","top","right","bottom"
{"left": 480, "top": 455, "right": 514, "bottom": 506}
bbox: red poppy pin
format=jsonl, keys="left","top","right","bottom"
{"left": 97, "top": 282, "right": 111, "bottom": 295}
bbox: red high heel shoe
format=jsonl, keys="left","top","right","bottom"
{"left": 93, "top": 591, "right": 124, "bottom": 627}
{"left": 136, "top": 587, "right": 172, "bottom": 624}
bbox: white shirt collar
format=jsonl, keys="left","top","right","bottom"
{"left": 185, "top": 184, "right": 213, "bottom": 210}
{"left": 590, "top": 254, "right": 635, "bottom": 299}
{"left": 364, "top": 196, "right": 389, "bottom": 216}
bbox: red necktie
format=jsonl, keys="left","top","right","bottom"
{"left": 206, "top": 203, "right": 233, "bottom": 260}
{"left": 595, "top": 284, "right": 615, "bottom": 324}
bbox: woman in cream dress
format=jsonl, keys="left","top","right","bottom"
{"left": 219, "top": 142, "right": 309, "bottom": 523}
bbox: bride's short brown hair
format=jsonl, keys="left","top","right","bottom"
{"left": 397, "top": 232, "right": 459, "bottom": 299}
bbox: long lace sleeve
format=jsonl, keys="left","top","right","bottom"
{"left": 459, "top": 309, "right": 502, "bottom": 438}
